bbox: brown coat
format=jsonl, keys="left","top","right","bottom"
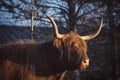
{"left": 0, "top": 32, "right": 89, "bottom": 80}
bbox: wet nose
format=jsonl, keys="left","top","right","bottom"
{"left": 83, "top": 59, "right": 89, "bottom": 67}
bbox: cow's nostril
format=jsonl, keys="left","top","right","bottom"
{"left": 83, "top": 60, "right": 86, "bottom": 63}
{"left": 83, "top": 59, "right": 89, "bottom": 66}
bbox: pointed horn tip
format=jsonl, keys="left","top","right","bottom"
{"left": 46, "top": 14, "right": 55, "bottom": 23}
{"left": 100, "top": 17, "right": 103, "bottom": 28}
{"left": 46, "top": 14, "right": 49, "bottom": 17}
{"left": 101, "top": 17, "right": 103, "bottom": 23}
{"left": 46, "top": 14, "right": 51, "bottom": 19}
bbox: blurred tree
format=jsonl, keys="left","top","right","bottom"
{"left": 0, "top": 0, "right": 47, "bottom": 23}
{"left": 45, "top": 0, "right": 105, "bottom": 33}
{"left": 106, "top": 0, "right": 120, "bottom": 80}
{"left": 0, "top": 0, "right": 48, "bottom": 40}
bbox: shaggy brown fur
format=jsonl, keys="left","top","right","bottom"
{"left": 0, "top": 32, "right": 89, "bottom": 80}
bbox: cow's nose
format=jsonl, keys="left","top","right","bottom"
{"left": 83, "top": 59, "right": 89, "bottom": 67}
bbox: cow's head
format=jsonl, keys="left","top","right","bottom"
{"left": 47, "top": 15, "right": 103, "bottom": 71}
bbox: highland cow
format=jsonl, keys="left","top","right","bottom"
{"left": 0, "top": 15, "right": 103, "bottom": 80}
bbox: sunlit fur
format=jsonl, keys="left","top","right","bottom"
{"left": 0, "top": 32, "right": 89, "bottom": 80}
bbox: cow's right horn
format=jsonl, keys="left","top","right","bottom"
{"left": 81, "top": 17, "right": 103, "bottom": 41}
{"left": 46, "top": 15, "right": 63, "bottom": 39}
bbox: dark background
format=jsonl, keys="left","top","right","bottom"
{"left": 0, "top": 0, "right": 120, "bottom": 80}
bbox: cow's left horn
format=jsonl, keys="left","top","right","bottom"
{"left": 81, "top": 17, "right": 103, "bottom": 40}
{"left": 46, "top": 15, "right": 64, "bottom": 39}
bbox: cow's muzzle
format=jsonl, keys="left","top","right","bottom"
{"left": 80, "top": 59, "right": 89, "bottom": 71}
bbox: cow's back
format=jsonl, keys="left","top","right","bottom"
{"left": 0, "top": 42, "right": 65, "bottom": 80}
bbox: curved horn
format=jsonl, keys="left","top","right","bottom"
{"left": 81, "top": 17, "right": 103, "bottom": 40}
{"left": 46, "top": 15, "right": 63, "bottom": 39}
